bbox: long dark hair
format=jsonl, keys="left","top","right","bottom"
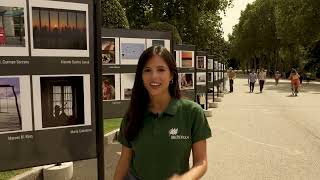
{"left": 124, "top": 46, "right": 180, "bottom": 141}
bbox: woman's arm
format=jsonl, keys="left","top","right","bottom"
{"left": 169, "top": 140, "right": 208, "bottom": 180}
{"left": 114, "top": 145, "right": 133, "bottom": 180}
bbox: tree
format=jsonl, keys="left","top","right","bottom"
{"left": 101, "top": 0, "right": 129, "bottom": 28}
{"left": 144, "top": 22, "right": 182, "bottom": 44}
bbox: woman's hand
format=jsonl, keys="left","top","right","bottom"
{"left": 168, "top": 174, "right": 191, "bottom": 180}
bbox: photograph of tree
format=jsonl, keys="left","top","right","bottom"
{"left": 32, "top": 7, "right": 87, "bottom": 50}
{"left": 0, "top": 77, "right": 21, "bottom": 132}
{"left": 208, "top": 72, "right": 213, "bottom": 82}
{"left": 197, "top": 56, "right": 206, "bottom": 69}
{"left": 40, "top": 76, "right": 85, "bottom": 128}
{"left": 181, "top": 51, "right": 193, "bottom": 68}
{"left": 0, "top": 6, "right": 25, "bottom": 47}
{"left": 102, "top": 38, "right": 116, "bottom": 65}
{"left": 180, "top": 73, "right": 194, "bottom": 90}
{"left": 102, "top": 75, "right": 115, "bottom": 100}
{"left": 197, "top": 72, "right": 206, "bottom": 85}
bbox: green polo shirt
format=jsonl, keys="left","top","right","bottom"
{"left": 118, "top": 98, "right": 212, "bottom": 180}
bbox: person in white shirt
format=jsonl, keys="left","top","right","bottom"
{"left": 258, "top": 68, "right": 267, "bottom": 93}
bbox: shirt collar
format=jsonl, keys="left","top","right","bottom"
{"left": 162, "top": 98, "right": 179, "bottom": 116}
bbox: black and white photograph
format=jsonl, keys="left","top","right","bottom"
{"left": 146, "top": 39, "right": 170, "bottom": 51}
{"left": 102, "top": 37, "right": 119, "bottom": 65}
{"left": 0, "top": 76, "right": 32, "bottom": 134}
{"left": 208, "top": 72, "right": 213, "bottom": 82}
{"left": 32, "top": 74, "right": 91, "bottom": 130}
{"left": 196, "top": 72, "right": 206, "bottom": 85}
{"left": 196, "top": 56, "right": 206, "bottom": 69}
{"left": 208, "top": 58, "right": 213, "bottom": 69}
{"left": 179, "top": 73, "right": 194, "bottom": 90}
{"left": 121, "top": 73, "right": 135, "bottom": 100}
{"left": 29, "top": 0, "right": 89, "bottom": 57}
{"left": 120, "top": 38, "right": 145, "bottom": 65}
{"left": 0, "top": 0, "right": 29, "bottom": 56}
{"left": 102, "top": 74, "right": 120, "bottom": 101}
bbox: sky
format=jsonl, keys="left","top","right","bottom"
{"left": 220, "top": 0, "right": 256, "bottom": 41}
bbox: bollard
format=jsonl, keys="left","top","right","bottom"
{"left": 215, "top": 97, "right": 222, "bottom": 102}
{"left": 203, "top": 109, "right": 213, "bottom": 117}
{"left": 209, "top": 102, "right": 218, "bottom": 108}
{"left": 43, "top": 162, "right": 73, "bottom": 180}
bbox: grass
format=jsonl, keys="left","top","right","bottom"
{"left": 0, "top": 168, "right": 30, "bottom": 180}
{"left": 104, "top": 118, "right": 122, "bottom": 134}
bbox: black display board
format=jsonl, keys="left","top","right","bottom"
{"left": 0, "top": 0, "right": 99, "bottom": 172}
{"left": 173, "top": 44, "right": 196, "bottom": 101}
{"left": 101, "top": 28, "right": 173, "bottom": 119}
{"left": 213, "top": 59, "right": 225, "bottom": 98}
{"left": 195, "top": 51, "right": 208, "bottom": 109}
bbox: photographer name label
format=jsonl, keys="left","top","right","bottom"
{"left": 8, "top": 134, "right": 34, "bottom": 141}
{"left": 0, "top": 60, "right": 30, "bottom": 65}
{"left": 61, "top": 60, "right": 90, "bottom": 65}
{"left": 70, "top": 129, "right": 93, "bottom": 134}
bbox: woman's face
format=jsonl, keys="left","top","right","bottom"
{"left": 142, "top": 55, "right": 173, "bottom": 98}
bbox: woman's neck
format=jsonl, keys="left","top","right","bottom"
{"left": 149, "top": 93, "right": 172, "bottom": 113}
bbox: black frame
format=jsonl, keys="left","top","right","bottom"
{"left": 195, "top": 51, "right": 208, "bottom": 110}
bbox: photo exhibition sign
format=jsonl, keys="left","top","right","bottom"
{"left": 0, "top": 0, "right": 97, "bottom": 171}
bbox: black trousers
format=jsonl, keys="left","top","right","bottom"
{"left": 229, "top": 79, "right": 234, "bottom": 92}
{"left": 249, "top": 82, "right": 255, "bottom": 92}
{"left": 259, "top": 80, "right": 265, "bottom": 92}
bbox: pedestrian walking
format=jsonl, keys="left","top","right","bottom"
{"left": 289, "top": 68, "right": 300, "bottom": 96}
{"left": 114, "top": 46, "right": 212, "bottom": 180}
{"left": 248, "top": 69, "right": 257, "bottom": 93}
{"left": 228, "top": 67, "right": 236, "bottom": 93}
{"left": 274, "top": 71, "right": 281, "bottom": 85}
{"left": 258, "top": 68, "right": 267, "bottom": 93}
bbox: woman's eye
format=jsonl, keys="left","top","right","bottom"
{"left": 143, "top": 69, "right": 151, "bottom": 72}
{"left": 158, "top": 69, "right": 165, "bottom": 72}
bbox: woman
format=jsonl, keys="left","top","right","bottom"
{"left": 114, "top": 46, "right": 212, "bottom": 180}
{"left": 289, "top": 69, "right": 300, "bottom": 96}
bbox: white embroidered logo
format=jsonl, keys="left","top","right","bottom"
{"left": 168, "top": 128, "right": 189, "bottom": 140}
{"left": 169, "top": 128, "right": 178, "bottom": 136}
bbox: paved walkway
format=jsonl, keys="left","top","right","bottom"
{"left": 203, "top": 78, "right": 320, "bottom": 180}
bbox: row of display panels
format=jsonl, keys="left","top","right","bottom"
{"left": 0, "top": 74, "right": 91, "bottom": 135}
{"left": 0, "top": 0, "right": 91, "bottom": 57}
{"left": 102, "top": 72, "right": 224, "bottom": 101}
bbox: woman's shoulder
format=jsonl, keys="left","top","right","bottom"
{"left": 176, "top": 98, "right": 203, "bottom": 112}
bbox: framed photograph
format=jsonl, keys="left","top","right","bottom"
{"left": 102, "top": 37, "right": 119, "bottom": 65}
{"left": 208, "top": 58, "right": 213, "bottom": 69}
{"left": 208, "top": 72, "right": 213, "bottom": 82}
{"left": 102, "top": 74, "right": 120, "bottom": 101}
{"left": 214, "top": 61, "right": 219, "bottom": 70}
{"left": 121, "top": 73, "right": 135, "bottom": 100}
{"left": 0, "top": 0, "right": 29, "bottom": 56}
{"left": 214, "top": 72, "right": 218, "bottom": 81}
{"left": 181, "top": 51, "right": 194, "bottom": 68}
{"left": 120, "top": 38, "right": 145, "bottom": 65}
{"left": 196, "top": 72, "right": 206, "bottom": 85}
{"left": 179, "top": 73, "right": 194, "bottom": 90}
{"left": 32, "top": 74, "right": 91, "bottom": 130}
{"left": 146, "top": 39, "right": 170, "bottom": 51}
{"left": 29, "top": 0, "right": 89, "bottom": 57}
{"left": 0, "top": 76, "right": 32, "bottom": 134}
{"left": 196, "top": 56, "right": 206, "bottom": 69}
{"left": 175, "top": 50, "right": 181, "bottom": 67}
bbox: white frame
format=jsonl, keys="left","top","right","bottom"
{"left": 196, "top": 56, "right": 206, "bottom": 69}
{"left": 208, "top": 72, "right": 213, "bottom": 82}
{"left": 29, "top": 0, "right": 89, "bottom": 57}
{"left": 32, "top": 74, "right": 91, "bottom": 130}
{"left": 179, "top": 73, "right": 194, "bottom": 90}
{"left": 181, "top": 51, "right": 194, "bottom": 68}
{"left": 0, "top": 0, "right": 29, "bottom": 56}
{"left": 208, "top": 59, "right": 213, "bottom": 69}
{"left": 120, "top": 73, "right": 135, "bottom": 100}
{"left": 146, "top": 39, "right": 171, "bottom": 52}
{"left": 120, "top": 38, "right": 146, "bottom": 65}
{"left": 101, "top": 37, "right": 120, "bottom": 65}
{"left": 0, "top": 75, "right": 32, "bottom": 134}
{"left": 102, "top": 73, "right": 120, "bottom": 101}
{"left": 196, "top": 72, "right": 206, "bottom": 85}
{"left": 175, "top": 50, "right": 181, "bottom": 67}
